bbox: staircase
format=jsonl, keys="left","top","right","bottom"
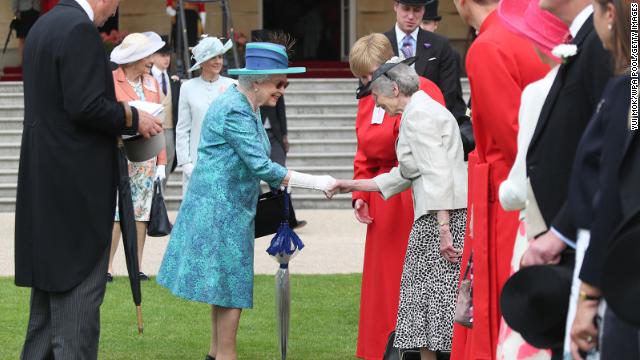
{"left": 0, "top": 78, "right": 470, "bottom": 212}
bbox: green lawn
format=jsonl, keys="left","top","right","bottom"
{"left": 0, "top": 274, "right": 362, "bottom": 359}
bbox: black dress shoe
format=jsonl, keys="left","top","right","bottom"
{"left": 293, "top": 220, "right": 307, "bottom": 229}
{"left": 205, "top": 355, "right": 215, "bottom": 360}
{"left": 106, "top": 273, "right": 113, "bottom": 282}
{"left": 138, "top": 272, "right": 149, "bottom": 281}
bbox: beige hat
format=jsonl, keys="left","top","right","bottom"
{"left": 111, "top": 32, "right": 166, "bottom": 65}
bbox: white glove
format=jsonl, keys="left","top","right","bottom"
{"left": 182, "top": 163, "right": 194, "bottom": 179}
{"left": 199, "top": 12, "right": 206, "bottom": 28}
{"left": 288, "top": 171, "right": 336, "bottom": 192}
{"left": 155, "top": 165, "right": 166, "bottom": 182}
{"left": 166, "top": 6, "right": 177, "bottom": 17}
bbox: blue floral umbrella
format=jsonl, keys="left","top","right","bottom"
{"left": 266, "top": 191, "right": 304, "bottom": 360}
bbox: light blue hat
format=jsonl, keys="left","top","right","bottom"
{"left": 189, "top": 36, "right": 233, "bottom": 72}
{"left": 227, "top": 42, "right": 306, "bottom": 75}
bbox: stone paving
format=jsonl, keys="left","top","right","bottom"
{"left": 0, "top": 210, "right": 367, "bottom": 277}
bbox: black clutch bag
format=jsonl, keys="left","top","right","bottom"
{"left": 255, "top": 189, "right": 295, "bottom": 238}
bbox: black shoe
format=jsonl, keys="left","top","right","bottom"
{"left": 138, "top": 272, "right": 149, "bottom": 281}
{"left": 106, "top": 273, "right": 113, "bottom": 282}
{"left": 205, "top": 355, "right": 215, "bottom": 360}
{"left": 293, "top": 220, "right": 307, "bottom": 229}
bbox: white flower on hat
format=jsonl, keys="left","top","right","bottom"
{"left": 551, "top": 44, "right": 578, "bottom": 62}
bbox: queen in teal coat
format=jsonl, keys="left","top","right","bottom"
{"left": 157, "top": 41, "right": 335, "bottom": 360}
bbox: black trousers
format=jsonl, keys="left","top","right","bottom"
{"left": 21, "top": 248, "right": 109, "bottom": 360}
{"left": 267, "top": 130, "right": 300, "bottom": 225}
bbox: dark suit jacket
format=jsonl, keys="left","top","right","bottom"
{"left": 384, "top": 27, "right": 467, "bottom": 123}
{"left": 526, "top": 16, "right": 613, "bottom": 240}
{"left": 579, "top": 75, "right": 635, "bottom": 287}
{"left": 260, "top": 96, "right": 287, "bottom": 146}
{"left": 15, "top": 0, "right": 138, "bottom": 292}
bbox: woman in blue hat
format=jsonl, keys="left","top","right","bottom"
{"left": 157, "top": 41, "right": 335, "bottom": 360}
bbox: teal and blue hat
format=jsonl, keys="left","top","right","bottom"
{"left": 228, "top": 42, "right": 306, "bottom": 75}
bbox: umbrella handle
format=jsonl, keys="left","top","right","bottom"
{"left": 283, "top": 191, "right": 290, "bottom": 221}
{"left": 136, "top": 305, "right": 144, "bottom": 334}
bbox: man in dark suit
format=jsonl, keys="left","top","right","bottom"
{"left": 15, "top": 0, "right": 162, "bottom": 358}
{"left": 260, "top": 96, "right": 306, "bottom": 228}
{"left": 384, "top": 0, "right": 468, "bottom": 126}
{"left": 522, "top": 0, "right": 612, "bottom": 266}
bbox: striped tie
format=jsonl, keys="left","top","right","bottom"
{"left": 401, "top": 35, "right": 414, "bottom": 59}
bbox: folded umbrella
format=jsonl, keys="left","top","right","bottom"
{"left": 266, "top": 191, "right": 304, "bottom": 360}
{"left": 117, "top": 138, "right": 144, "bottom": 334}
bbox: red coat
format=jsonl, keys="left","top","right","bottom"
{"left": 450, "top": 11, "right": 549, "bottom": 360}
{"left": 166, "top": 0, "right": 205, "bottom": 12}
{"left": 353, "top": 77, "right": 445, "bottom": 359}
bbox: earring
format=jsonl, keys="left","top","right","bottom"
{"left": 254, "top": 88, "right": 259, "bottom": 92}
{"left": 608, "top": 23, "right": 612, "bottom": 30}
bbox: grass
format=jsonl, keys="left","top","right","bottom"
{"left": 0, "top": 274, "right": 362, "bottom": 359}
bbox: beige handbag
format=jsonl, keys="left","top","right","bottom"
{"left": 454, "top": 254, "right": 473, "bottom": 328}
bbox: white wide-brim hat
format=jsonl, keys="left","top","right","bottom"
{"left": 111, "top": 32, "right": 166, "bottom": 65}
{"left": 189, "top": 36, "right": 233, "bottom": 72}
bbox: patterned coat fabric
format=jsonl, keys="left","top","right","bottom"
{"left": 157, "top": 85, "right": 287, "bottom": 308}
{"left": 450, "top": 11, "right": 549, "bottom": 360}
{"left": 353, "top": 77, "right": 445, "bottom": 359}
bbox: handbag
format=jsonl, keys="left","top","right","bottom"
{"left": 147, "top": 179, "right": 173, "bottom": 237}
{"left": 255, "top": 188, "right": 295, "bottom": 238}
{"left": 383, "top": 331, "right": 420, "bottom": 360}
{"left": 454, "top": 253, "right": 474, "bottom": 328}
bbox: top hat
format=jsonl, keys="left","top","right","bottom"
{"left": 189, "top": 36, "right": 233, "bottom": 72}
{"left": 156, "top": 35, "right": 173, "bottom": 54}
{"left": 356, "top": 56, "right": 417, "bottom": 99}
{"left": 500, "top": 257, "right": 574, "bottom": 349}
{"left": 397, "top": 0, "right": 430, "bottom": 5}
{"left": 602, "top": 206, "right": 640, "bottom": 327}
{"left": 110, "top": 32, "right": 166, "bottom": 65}
{"left": 423, "top": 0, "right": 442, "bottom": 21}
{"left": 498, "top": 0, "right": 567, "bottom": 59}
{"left": 227, "top": 42, "right": 306, "bottom": 75}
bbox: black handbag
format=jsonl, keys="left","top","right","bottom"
{"left": 255, "top": 189, "right": 295, "bottom": 238}
{"left": 147, "top": 179, "right": 172, "bottom": 237}
{"left": 383, "top": 331, "right": 420, "bottom": 360}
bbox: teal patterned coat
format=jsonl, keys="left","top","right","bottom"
{"left": 157, "top": 85, "right": 287, "bottom": 308}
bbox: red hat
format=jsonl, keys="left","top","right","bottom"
{"left": 498, "top": 0, "right": 568, "bottom": 60}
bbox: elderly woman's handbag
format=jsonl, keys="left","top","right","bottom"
{"left": 147, "top": 179, "right": 172, "bottom": 237}
{"left": 255, "top": 189, "right": 295, "bottom": 238}
{"left": 454, "top": 253, "right": 474, "bottom": 328}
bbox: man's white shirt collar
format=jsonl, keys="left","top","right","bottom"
{"left": 151, "top": 65, "right": 166, "bottom": 80}
{"left": 74, "top": 0, "right": 94, "bottom": 21}
{"left": 395, "top": 23, "right": 420, "bottom": 48}
{"left": 570, "top": 5, "right": 593, "bottom": 38}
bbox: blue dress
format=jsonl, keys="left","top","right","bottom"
{"left": 157, "top": 85, "right": 287, "bottom": 308}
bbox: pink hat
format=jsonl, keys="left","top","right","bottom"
{"left": 498, "top": 0, "right": 568, "bottom": 60}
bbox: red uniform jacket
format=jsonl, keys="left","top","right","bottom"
{"left": 166, "top": 0, "right": 205, "bottom": 12}
{"left": 450, "top": 10, "right": 549, "bottom": 360}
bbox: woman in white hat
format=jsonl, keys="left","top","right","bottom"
{"left": 107, "top": 32, "right": 168, "bottom": 281}
{"left": 175, "top": 36, "right": 236, "bottom": 195}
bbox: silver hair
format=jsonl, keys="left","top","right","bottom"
{"left": 371, "top": 63, "right": 420, "bottom": 97}
{"left": 238, "top": 74, "right": 271, "bottom": 89}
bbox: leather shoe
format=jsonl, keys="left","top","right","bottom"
{"left": 139, "top": 272, "right": 149, "bottom": 281}
{"left": 293, "top": 220, "right": 307, "bottom": 229}
{"left": 106, "top": 273, "right": 113, "bottom": 282}
{"left": 205, "top": 355, "right": 215, "bottom": 360}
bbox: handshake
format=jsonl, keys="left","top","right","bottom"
{"left": 287, "top": 171, "right": 353, "bottom": 198}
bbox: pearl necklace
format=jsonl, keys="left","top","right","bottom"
{"left": 126, "top": 77, "right": 142, "bottom": 88}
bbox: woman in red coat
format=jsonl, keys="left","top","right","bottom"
{"left": 450, "top": 0, "right": 549, "bottom": 359}
{"left": 349, "top": 33, "right": 445, "bottom": 360}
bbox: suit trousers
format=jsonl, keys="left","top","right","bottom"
{"left": 266, "top": 130, "right": 300, "bottom": 225}
{"left": 164, "top": 128, "right": 175, "bottom": 184}
{"left": 600, "top": 304, "right": 640, "bottom": 360}
{"left": 21, "top": 247, "right": 109, "bottom": 360}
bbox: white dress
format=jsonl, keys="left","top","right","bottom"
{"left": 175, "top": 75, "right": 236, "bottom": 194}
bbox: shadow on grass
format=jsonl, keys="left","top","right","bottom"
{"left": 0, "top": 274, "right": 361, "bottom": 359}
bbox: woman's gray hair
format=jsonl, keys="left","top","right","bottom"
{"left": 371, "top": 63, "right": 420, "bottom": 97}
{"left": 238, "top": 74, "right": 271, "bottom": 89}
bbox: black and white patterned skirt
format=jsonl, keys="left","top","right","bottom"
{"left": 393, "top": 209, "right": 467, "bottom": 351}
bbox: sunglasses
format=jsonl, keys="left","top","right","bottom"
{"left": 271, "top": 80, "right": 290, "bottom": 90}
